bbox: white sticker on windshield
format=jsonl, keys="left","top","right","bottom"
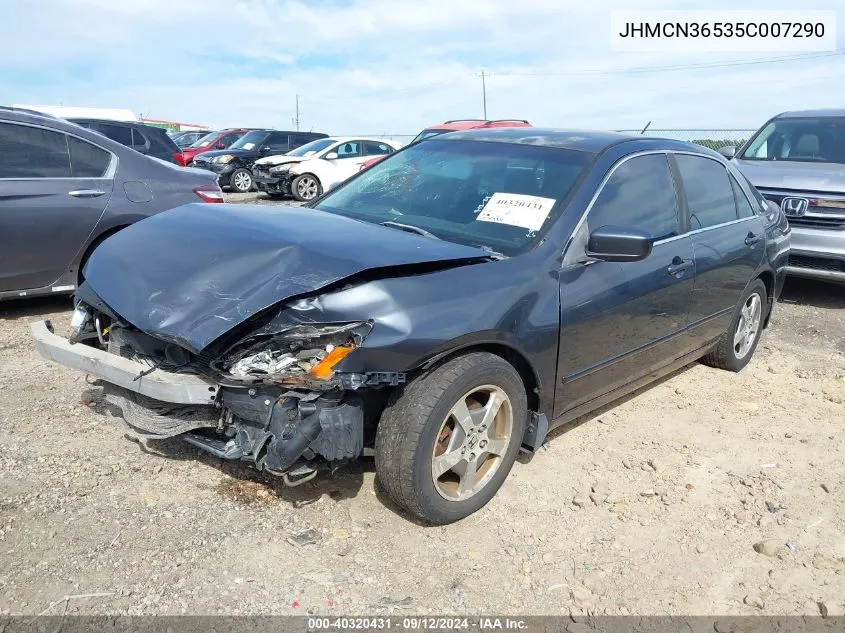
{"left": 476, "top": 193, "right": 557, "bottom": 231}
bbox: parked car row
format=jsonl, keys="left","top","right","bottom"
{"left": 0, "top": 106, "right": 224, "bottom": 301}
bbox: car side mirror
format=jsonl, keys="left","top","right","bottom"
{"left": 586, "top": 225, "right": 653, "bottom": 262}
{"left": 718, "top": 145, "right": 737, "bottom": 159}
{"left": 325, "top": 152, "right": 338, "bottom": 160}
{"left": 215, "top": 143, "right": 225, "bottom": 149}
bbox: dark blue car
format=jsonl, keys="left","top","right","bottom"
{"left": 32, "top": 128, "right": 791, "bottom": 524}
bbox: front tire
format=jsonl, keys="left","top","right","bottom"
{"left": 229, "top": 168, "right": 253, "bottom": 193}
{"left": 375, "top": 352, "right": 527, "bottom": 525}
{"left": 701, "top": 278, "right": 767, "bottom": 372}
{"left": 291, "top": 174, "right": 322, "bottom": 201}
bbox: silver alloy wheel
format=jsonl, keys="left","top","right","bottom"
{"left": 734, "top": 292, "right": 763, "bottom": 359}
{"left": 233, "top": 171, "right": 251, "bottom": 192}
{"left": 431, "top": 385, "right": 513, "bottom": 501}
{"left": 296, "top": 176, "right": 319, "bottom": 200}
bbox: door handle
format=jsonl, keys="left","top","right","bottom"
{"left": 667, "top": 257, "right": 694, "bottom": 278}
{"left": 68, "top": 189, "right": 106, "bottom": 198}
{"left": 745, "top": 232, "right": 761, "bottom": 247}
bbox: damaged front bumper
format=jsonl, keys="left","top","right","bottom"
{"left": 31, "top": 319, "right": 368, "bottom": 482}
{"left": 253, "top": 167, "right": 292, "bottom": 195}
{"left": 31, "top": 320, "right": 218, "bottom": 405}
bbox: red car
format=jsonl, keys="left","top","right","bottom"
{"left": 359, "top": 119, "right": 532, "bottom": 171}
{"left": 181, "top": 128, "right": 252, "bottom": 166}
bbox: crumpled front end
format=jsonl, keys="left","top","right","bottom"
{"left": 32, "top": 294, "right": 402, "bottom": 485}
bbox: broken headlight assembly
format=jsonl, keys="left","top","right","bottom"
{"left": 212, "top": 321, "right": 373, "bottom": 384}
{"left": 269, "top": 163, "right": 298, "bottom": 173}
{"left": 68, "top": 302, "right": 110, "bottom": 345}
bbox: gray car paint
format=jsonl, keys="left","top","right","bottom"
{"left": 0, "top": 108, "right": 220, "bottom": 300}
{"left": 731, "top": 109, "right": 845, "bottom": 282}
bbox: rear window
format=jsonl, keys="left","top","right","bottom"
{"left": 741, "top": 116, "right": 845, "bottom": 164}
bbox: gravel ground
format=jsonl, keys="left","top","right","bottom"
{"left": 1, "top": 193, "right": 844, "bottom": 616}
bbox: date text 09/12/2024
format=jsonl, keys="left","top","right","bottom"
{"left": 307, "top": 617, "right": 528, "bottom": 630}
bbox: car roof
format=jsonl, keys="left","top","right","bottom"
{"left": 426, "top": 119, "right": 531, "bottom": 132}
{"left": 326, "top": 136, "right": 398, "bottom": 144}
{"left": 433, "top": 127, "right": 726, "bottom": 158}
{"left": 775, "top": 109, "right": 845, "bottom": 119}
{"left": 435, "top": 127, "right": 638, "bottom": 152}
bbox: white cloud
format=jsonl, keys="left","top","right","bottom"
{"left": 1, "top": 0, "right": 843, "bottom": 134}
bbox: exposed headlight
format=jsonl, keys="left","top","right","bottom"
{"left": 212, "top": 154, "right": 234, "bottom": 164}
{"left": 216, "top": 321, "right": 373, "bottom": 381}
{"left": 68, "top": 304, "right": 93, "bottom": 343}
{"left": 269, "top": 163, "right": 298, "bottom": 173}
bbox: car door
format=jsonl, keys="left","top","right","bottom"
{"left": 555, "top": 152, "right": 696, "bottom": 415}
{"left": 0, "top": 122, "right": 114, "bottom": 292}
{"left": 324, "top": 141, "right": 365, "bottom": 185}
{"left": 671, "top": 153, "right": 766, "bottom": 348}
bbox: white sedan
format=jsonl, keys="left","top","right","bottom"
{"left": 253, "top": 137, "right": 403, "bottom": 201}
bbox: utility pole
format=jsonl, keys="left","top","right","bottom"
{"left": 480, "top": 71, "right": 488, "bottom": 119}
{"left": 294, "top": 94, "right": 300, "bottom": 131}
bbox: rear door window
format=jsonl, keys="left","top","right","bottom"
{"left": 675, "top": 154, "right": 738, "bottom": 230}
{"left": 730, "top": 175, "right": 756, "bottom": 218}
{"left": 68, "top": 136, "right": 111, "bottom": 178}
{"left": 363, "top": 141, "right": 393, "bottom": 156}
{"left": 588, "top": 153, "right": 679, "bottom": 240}
{"left": 0, "top": 122, "right": 71, "bottom": 178}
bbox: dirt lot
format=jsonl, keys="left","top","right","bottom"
{"left": 1, "top": 194, "right": 844, "bottom": 617}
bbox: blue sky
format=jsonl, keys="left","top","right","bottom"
{"left": 1, "top": 0, "right": 842, "bottom": 134}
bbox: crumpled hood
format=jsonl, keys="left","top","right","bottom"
{"left": 82, "top": 203, "right": 491, "bottom": 353}
{"left": 733, "top": 158, "right": 845, "bottom": 192}
{"left": 254, "top": 155, "right": 308, "bottom": 167}
{"left": 192, "top": 148, "right": 259, "bottom": 162}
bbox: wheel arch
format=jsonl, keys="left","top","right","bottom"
{"left": 77, "top": 224, "right": 130, "bottom": 285}
{"left": 756, "top": 269, "right": 775, "bottom": 327}
{"left": 414, "top": 341, "right": 542, "bottom": 416}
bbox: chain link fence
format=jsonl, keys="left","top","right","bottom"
{"left": 350, "top": 130, "right": 756, "bottom": 150}
{"left": 614, "top": 129, "right": 755, "bottom": 151}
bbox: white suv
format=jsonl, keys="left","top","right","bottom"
{"left": 253, "top": 137, "right": 402, "bottom": 201}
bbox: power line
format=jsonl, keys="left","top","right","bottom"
{"left": 493, "top": 50, "right": 845, "bottom": 77}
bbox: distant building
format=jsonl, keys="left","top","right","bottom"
{"left": 138, "top": 117, "right": 209, "bottom": 132}
{"left": 12, "top": 105, "right": 209, "bottom": 132}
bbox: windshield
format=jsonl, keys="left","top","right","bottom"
{"left": 313, "top": 139, "right": 591, "bottom": 256}
{"left": 229, "top": 131, "right": 268, "bottom": 151}
{"left": 287, "top": 138, "right": 336, "bottom": 157}
{"left": 189, "top": 132, "right": 219, "bottom": 148}
{"left": 410, "top": 129, "right": 449, "bottom": 144}
{"left": 741, "top": 116, "right": 845, "bottom": 164}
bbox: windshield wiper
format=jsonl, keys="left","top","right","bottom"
{"left": 476, "top": 245, "right": 508, "bottom": 260}
{"left": 379, "top": 221, "right": 442, "bottom": 240}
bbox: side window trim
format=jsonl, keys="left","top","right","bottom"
{"left": 562, "top": 150, "right": 680, "bottom": 265}
{"left": 669, "top": 150, "right": 759, "bottom": 232}
{"left": 0, "top": 121, "right": 117, "bottom": 181}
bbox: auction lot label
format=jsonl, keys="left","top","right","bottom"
{"left": 611, "top": 10, "right": 837, "bottom": 52}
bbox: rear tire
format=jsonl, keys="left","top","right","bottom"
{"left": 375, "top": 352, "right": 527, "bottom": 525}
{"left": 701, "top": 278, "right": 767, "bottom": 372}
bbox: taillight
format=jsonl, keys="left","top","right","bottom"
{"left": 193, "top": 184, "right": 225, "bottom": 203}
{"left": 173, "top": 152, "right": 186, "bottom": 166}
